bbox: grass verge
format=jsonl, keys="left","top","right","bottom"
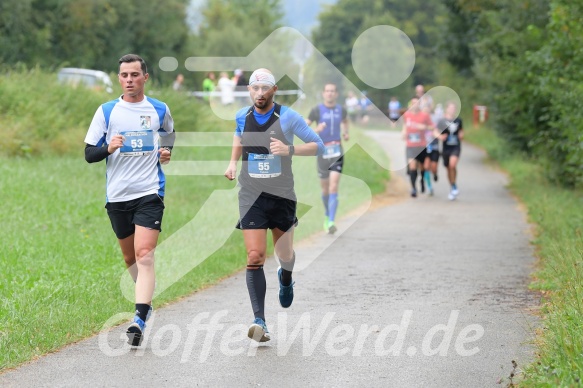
{"left": 464, "top": 125, "right": 583, "bottom": 386}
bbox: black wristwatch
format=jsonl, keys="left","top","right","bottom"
{"left": 288, "top": 144, "right": 295, "bottom": 156}
{"left": 162, "top": 146, "right": 172, "bottom": 155}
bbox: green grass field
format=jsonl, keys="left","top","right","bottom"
{"left": 465, "top": 125, "right": 583, "bottom": 386}
{"left": 0, "top": 70, "right": 389, "bottom": 370}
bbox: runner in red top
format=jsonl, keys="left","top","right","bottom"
{"left": 401, "top": 97, "right": 434, "bottom": 197}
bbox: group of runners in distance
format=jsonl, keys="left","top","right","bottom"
{"left": 402, "top": 85, "right": 463, "bottom": 201}
{"left": 84, "top": 54, "right": 463, "bottom": 346}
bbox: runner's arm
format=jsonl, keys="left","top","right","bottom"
{"left": 160, "top": 105, "right": 176, "bottom": 151}
{"left": 224, "top": 135, "right": 242, "bottom": 180}
{"left": 457, "top": 119, "right": 464, "bottom": 141}
{"left": 84, "top": 106, "right": 110, "bottom": 163}
{"left": 160, "top": 131, "right": 176, "bottom": 152}
{"left": 85, "top": 143, "right": 110, "bottom": 163}
{"left": 287, "top": 110, "right": 325, "bottom": 155}
{"left": 305, "top": 107, "right": 326, "bottom": 133}
{"left": 305, "top": 106, "right": 319, "bottom": 126}
{"left": 341, "top": 108, "right": 349, "bottom": 140}
{"left": 225, "top": 108, "right": 245, "bottom": 180}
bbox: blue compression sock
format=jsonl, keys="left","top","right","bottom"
{"left": 328, "top": 193, "right": 338, "bottom": 222}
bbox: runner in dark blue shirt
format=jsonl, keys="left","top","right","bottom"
{"left": 306, "top": 83, "right": 349, "bottom": 234}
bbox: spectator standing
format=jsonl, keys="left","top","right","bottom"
{"left": 202, "top": 72, "right": 216, "bottom": 102}
{"left": 217, "top": 72, "right": 236, "bottom": 106}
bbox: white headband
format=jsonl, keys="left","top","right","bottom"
{"left": 249, "top": 70, "right": 275, "bottom": 86}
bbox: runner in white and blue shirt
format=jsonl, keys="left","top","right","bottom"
{"left": 85, "top": 95, "right": 174, "bottom": 202}
{"left": 84, "top": 54, "right": 175, "bottom": 347}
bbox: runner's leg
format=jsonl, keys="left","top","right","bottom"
{"left": 243, "top": 229, "right": 268, "bottom": 321}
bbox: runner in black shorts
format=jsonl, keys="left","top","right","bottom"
{"left": 224, "top": 68, "right": 324, "bottom": 342}
{"left": 84, "top": 54, "right": 175, "bottom": 346}
{"left": 423, "top": 134, "right": 440, "bottom": 196}
{"left": 438, "top": 102, "right": 464, "bottom": 200}
{"left": 106, "top": 194, "right": 165, "bottom": 239}
{"left": 306, "top": 83, "right": 349, "bottom": 234}
{"left": 402, "top": 98, "right": 434, "bottom": 197}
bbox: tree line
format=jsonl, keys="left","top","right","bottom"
{"left": 1, "top": 0, "right": 579, "bottom": 188}
{"left": 311, "top": 0, "right": 582, "bottom": 189}
{"left": 440, "top": 0, "right": 582, "bottom": 189}
{"left": 0, "top": 0, "right": 282, "bottom": 85}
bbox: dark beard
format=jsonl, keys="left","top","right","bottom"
{"left": 254, "top": 100, "right": 267, "bottom": 109}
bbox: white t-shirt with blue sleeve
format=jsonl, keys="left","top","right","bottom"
{"left": 84, "top": 96, "right": 174, "bottom": 202}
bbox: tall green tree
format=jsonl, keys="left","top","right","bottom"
{"left": 187, "top": 0, "right": 297, "bottom": 91}
{"left": 0, "top": 0, "right": 51, "bottom": 67}
{"left": 310, "top": 0, "right": 448, "bottom": 110}
{"left": 0, "top": 0, "right": 190, "bottom": 82}
{"left": 440, "top": 0, "right": 582, "bottom": 188}
{"left": 194, "top": 0, "right": 284, "bottom": 57}
{"left": 527, "top": 1, "right": 583, "bottom": 187}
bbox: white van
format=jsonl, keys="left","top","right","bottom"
{"left": 57, "top": 68, "right": 114, "bottom": 93}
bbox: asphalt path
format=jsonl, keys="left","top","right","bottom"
{"left": 0, "top": 130, "right": 539, "bottom": 387}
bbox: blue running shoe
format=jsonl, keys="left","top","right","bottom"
{"left": 126, "top": 316, "right": 146, "bottom": 346}
{"left": 277, "top": 267, "right": 295, "bottom": 308}
{"left": 247, "top": 317, "right": 270, "bottom": 342}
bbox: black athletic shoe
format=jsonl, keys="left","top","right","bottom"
{"left": 277, "top": 267, "right": 295, "bottom": 308}
{"left": 126, "top": 316, "right": 146, "bottom": 346}
{"left": 434, "top": 174, "right": 438, "bottom": 182}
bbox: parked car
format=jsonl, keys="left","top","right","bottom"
{"left": 57, "top": 67, "right": 114, "bottom": 93}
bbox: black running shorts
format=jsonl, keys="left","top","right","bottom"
{"left": 426, "top": 148, "right": 440, "bottom": 162}
{"left": 442, "top": 147, "right": 461, "bottom": 167}
{"left": 406, "top": 147, "right": 427, "bottom": 164}
{"left": 105, "top": 193, "right": 165, "bottom": 239}
{"left": 237, "top": 189, "right": 298, "bottom": 231}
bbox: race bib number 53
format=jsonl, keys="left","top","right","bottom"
{"left": 119, "top": 130, "right": 155, "bottom": 156}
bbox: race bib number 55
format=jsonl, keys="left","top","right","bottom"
{"left": 248, "top": 153, "right": 282, "bottom": 178}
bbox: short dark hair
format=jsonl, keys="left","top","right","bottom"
{"left": 118, "top": 54, "right": 147, "bottom": 74}
{"left": 323, "top": 83, "right": 337, "bottom": 91}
